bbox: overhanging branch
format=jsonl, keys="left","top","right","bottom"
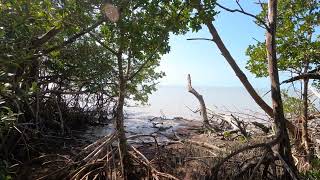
{"left": 42, "top": 18, "right": 105, "bottom": 54}
{"left": 187, "top": 38, "right": 213, "bottom": 41}
{"left": 89, "top": 32, "right": 118, "bottom": 56}
{"left": 281, "top": 73, "right": 320, "bottom": 84}
{"left": 215, "top": 2, "right": 269, "bottom": 30}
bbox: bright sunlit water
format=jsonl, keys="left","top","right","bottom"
{"left": 126, "top": 85, "right": 272, "bottom": 120}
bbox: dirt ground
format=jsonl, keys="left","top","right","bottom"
{"left": 12, "top": 116, "right": 273, "bottom": 180}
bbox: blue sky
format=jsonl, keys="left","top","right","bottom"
{"left": 158, "top": 1, "right": 270, "bottom": 87}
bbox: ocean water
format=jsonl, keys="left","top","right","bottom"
{"left": 88, "top": 85, "right": 320, "bottom": 138}
{"left": 126, "top": 85, "right": 271, "bottom": 120}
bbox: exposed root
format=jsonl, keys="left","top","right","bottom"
{"left": 130, "top": 145, "right": 179, "bottom": 180}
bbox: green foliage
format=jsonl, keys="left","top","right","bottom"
{"left": 281, "top": 90, "right": 303, "bottom": 117}
{"left": 0, "top": 0, "right": 221, "bottom": 110}
{"left": 223, "top": 131, "right": 231, "bottom": 138}
{"left": 0, "top": 78, "right": 20, "bottom": 133}
{"left": 311, "top": 158, "right": 320, "bottom": 169}
{"left": 0, "top": 104, "right": 19, "bottom": 130}
{"left": 89, "top": 0, "right": 219, "bottom": 104}
{"left": 246, "top": 0, "right": 320, "bottom": 77}
{"left": 188, "top": 0, "right": 219, "bottom": 32}
{"left": 281, "top": 89, "right": 317, "bottom": 118}
{"left": 0, "top": 160, "right": 12, "bottom": 180}
{"left": 303, "top": 170, "right": 320, "bottom": 180}
{"left": 0, "top": 0, "right": 100, "bottom": 64}
{"left": 0, "top": 0, "right": 223, "bottom": 128}
{"left": 302, "top": 158, "right": 320, "bottom": 180}
{"left": 0, "top": 0, "right": 104, "bottom": 114}
{"left": 48, "top": 36, "right": 117, "bottom": 96}
{"left": 238, "top": 135, "right": 248, "bottom": 143}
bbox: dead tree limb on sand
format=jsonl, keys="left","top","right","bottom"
{"left": 187, "top": 74, "right": 221, "bottom": 132}
{"left": 207, "top": 131, "right": 301, "bottom": 179}
{"left": 130, "top": 145, "right": 180, "bottom": 180}
{"left": 223, "top": 114, "right": 249, "bottom": 138}
{"left": 173, "top": 132, "right": 223, "bottom": 154}
{"left": 251, "top": 121, "right": 270, "bottom": 134}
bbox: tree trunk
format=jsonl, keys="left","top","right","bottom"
{"left": 116, "top": 84, "right": 131, "bottom": 178}
{"left": 266, "top": 0, "right": 298, "bottom": 177}
{"left": 204, "top": 22, "right": 273, "bottom": 117}
{"left": 201, "top": 11, "right": 298, "bottom": 137}
{"left": 116, "top": 54, "right": 132, "bottom": 179}
{"left": 302, "top": 74, "right": 311, "bottom": 166}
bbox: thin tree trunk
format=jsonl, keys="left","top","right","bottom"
{"left": 302, "top": 28, "right": 312, "bottom": 164}
{"left": 116, "top": 85, "right": 131, "bottom": 178}
{"left": 266, "top": 0, "right": 298, "bottom": 177}
{"left": 201, "top": 11, "right": 298, "bottom": 137}
{"left": 116, "top": 54, "right": 132, "bottom": 179}
{"left": 204, "top": 22, "right": 273, "bottom": 117}
{"left": 302, "top": 69, "right": 311, "bottom": 165}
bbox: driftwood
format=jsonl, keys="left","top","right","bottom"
{"left": 35, "top": 133, "right": 119, "bottom": 180}
{"left": 174, "top": 132, "right": 222, "bottom": 154}
{"left": 251, "top": 121, "right": 270, "bottom": 134}
{"left": 130, "top": 145, "right": 180, "bottom": 180}
{"left": 208, "top": 133, "right": 282, "bottom": 179}
{"left": 206, "top": 131, "right": 302, "bottom": 180}
{"left": 224, "top": 114, "right": 249, "bottom": 138}
{"left": 187, "top": 74, "right": 222, "bottom": 132}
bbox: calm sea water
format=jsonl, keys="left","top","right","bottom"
{"left": 126, "top": 86, "right": 272, "bottom": 120}
{"left": 88, "top": 86, "right": 320, "bottom": 138}
{"left": 87, "top": 86, "right": 272, "bottom": 139}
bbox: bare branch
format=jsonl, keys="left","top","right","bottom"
{"left": 42, "top": 18, "right": 104, "bottom": 54}
{"left": 130, "top": 145, "right": 180, "bottom": 180}
{"left": 251, "top": 121, "right": 270, "bottom": 134}
{"left": 230, "top": 114, "right": 249, "bottom": 137}
{"left": 31, "top": 27, "right": 62, "bottom": 48}
{"left": 187, "top": 38, "right": 213, "bottom": 41}
{"left": 281, "top": 73, "right": 320, "bottom": 84}
{"left": 215, "top": 2, "right": 269, "bottom": 30}
{"left": 127, "top": 53, "right": 156, "bottom": 81}
{"left": 235, "top": 0, "right": 244, "bottom": 11}
{"left": 255, "top": 0, "right": 268, "bottom": 13}
{"left": 187, "top": 74, "right": 222, "bottom": 132}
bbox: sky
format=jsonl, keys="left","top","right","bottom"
{"left": 158, "top": 0, "right": 270, "bottom": 88}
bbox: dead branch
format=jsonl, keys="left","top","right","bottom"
{"left": 215, "top": 2, "right": 269, "bottom": 29}
{"left": 130, "top": 145, "right": 180, "bottom": 180}
{"left": 233, "top": 154, "right": 265, "bottom": 179}
{"left": 281, "top": 73, "right": 320, "bottom": 84}
{"left": 187, "top": 38, "right": 213, "bottom": 41}
{"left": 187, "top": 74, "right": 221, "bottom": 132}
{"left": 178, "top": 138, "right": 222, "bottom": 153}
{"left": 251, "top": 121, "right": 270, "bottom": 134}
{"left": 173, "top": 132, "right": 222, "bottom": 157}
{"left": 230, "top": 114, "right": 249, "bottom": 138}
{"left": 209, "top": 134, "right": 280, "bottom": 179}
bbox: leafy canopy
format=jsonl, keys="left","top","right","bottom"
{"left": 246, "top": 0, "right": 320, "bottom": 77}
